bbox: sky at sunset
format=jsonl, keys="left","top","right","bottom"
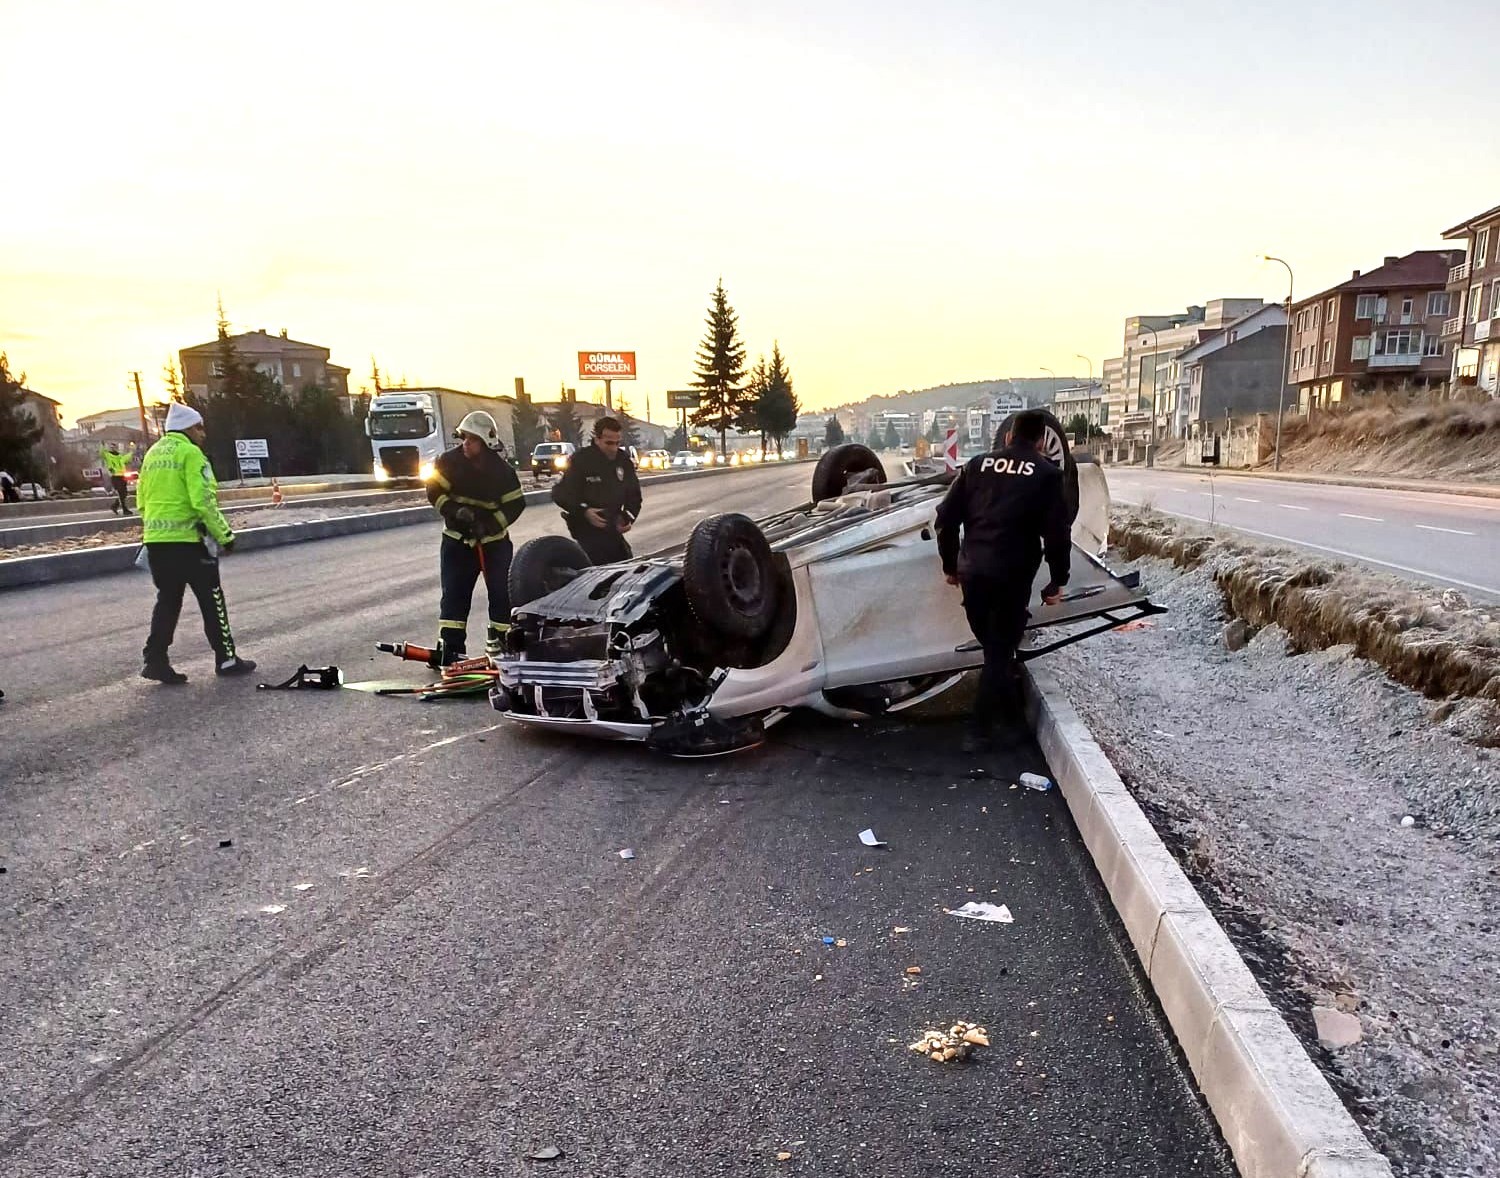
{"left": 6, "top": 0, "right": 1499, "bottom": 424}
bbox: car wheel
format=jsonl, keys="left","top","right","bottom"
{"left": 682, "top": 513, "right": 779, "bottom": 640}
{"left": 509, "top": 535, "right": 591, "bottom": 606}
{"left": 810, "top": 442, "right": 887, "bottom": 502}
{"left": 995, "top": 410, "right": 1080, "bottom": 522}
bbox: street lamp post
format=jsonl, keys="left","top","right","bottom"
{"left": 1075, "top": 354, "right": 1095, "bottom": 433}
{"left": 1039, "top": 366, "right": 1057, "bottom": 401}
{"left": 1138, "top": 326, "right": 1160, "bottom": 467}
{"left": 1260, "top": 254, "right": 1294, "bottom": 472}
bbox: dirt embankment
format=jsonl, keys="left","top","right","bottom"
{"left": 1112, "top": 508, "right": 1500, "bottom": 744}
{"left": 1277, "top": 399, "right": 1500, "bottom": 482}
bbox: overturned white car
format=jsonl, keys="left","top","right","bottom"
{"left": 492, "top": 420, "right": 1160, "bottom": 754}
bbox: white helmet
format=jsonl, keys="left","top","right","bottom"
{"left": 454, "top": 410, "right": 500, "bottom": 447}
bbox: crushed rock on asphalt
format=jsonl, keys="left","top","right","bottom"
{"left": 1042, "top": 553, "right": 1500, "bottom": 1178}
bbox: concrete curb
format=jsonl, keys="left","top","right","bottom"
{"left": 0, "top": 459, "right": 815, "bottom": 591}
{"left": 1025, "top": 665, "right": 1394, "bottom": 1178}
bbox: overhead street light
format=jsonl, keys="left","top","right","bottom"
{"left": 1259, "top": 254, "right": 1295, "bottom": 472}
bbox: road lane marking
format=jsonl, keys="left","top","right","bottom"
{"left": 1235, "top": 497, "right": 1260, "bottom": 503}
{"left": 1415, "top": 524, "right": 1475, "bottom": 536}
{"left": 1137, "top": 507, "right": 1500, "bottom": 598}
{"left": 1280, "top": 504, "right": 1310, "bottom": 511}
{"left": 1339, "top": 513, "right": 1384, "bottom": 522}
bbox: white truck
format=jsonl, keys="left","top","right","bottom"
{"left": 365, "top": 387, "right": 516, "bottom": 482}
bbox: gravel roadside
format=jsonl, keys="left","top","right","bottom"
{"left": 1042, "top": 552, "right": 1499, "bottom": 1178}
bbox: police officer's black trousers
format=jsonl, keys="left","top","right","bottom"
{"left": 959, "top": 572, "right": 1033, "bottom": 731}
{"left": 111, "top": 475, "right": 130, "bottom": 513}
{"left": 143, "top": 542, "right": 237, "bottom": 665}
{"left": 438, "top": 535, "right": 513, "bottom": 656}
{"left": 566, "top": 518, "right": 634, "bottom": 566}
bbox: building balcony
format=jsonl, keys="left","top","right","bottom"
{"left": 1367, "top": 352, "right": 1423, "bottom": 369}
{"left": 1450, "top": 261, "right": 1470, "bottom": 284}
{"left": 1443, "top": 315, "right": 1464, "bottom": 338}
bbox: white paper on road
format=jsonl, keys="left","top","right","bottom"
{"left": 859, "top": 828, "right": 888, "bottom": 848}
{"left": 945, "top": 901, "right": 1014, "bottom": 924}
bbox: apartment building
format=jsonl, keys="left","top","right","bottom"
{"left": 1440, "top": 202, "right": 1500, "bottom": 395}
{"left": 1053, "top": 384, "right": 1104, "bottom": 429}
{"left": 1288, "top": 250, "right": 1461, "bottom": 412}
{"left": 181, "top": 329, "right": 351, "bottom": 399}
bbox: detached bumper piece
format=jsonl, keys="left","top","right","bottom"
{"left": 647, "top": 711, "right": 766, "bottom": 758}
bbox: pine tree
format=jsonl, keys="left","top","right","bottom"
{"left": 759, "top": 342, "right": 799, "bottom": 455}
{"left": 884, "top": 421, "right": 901, "bottom": 451}
{"left": 824, "top": 417, "right": 845, "bottom": 446}
{"left": 689, "top": 278, "right": 749, "bottom": 457}
{"left": 549, "top": 403, "right": 584, "bottom": 446}
{"left": 738, "top": 355, "right": 769, "bottom": 448}
{"left": 511, "top": 392, "right": 544, "bottom": 462}
{"left": 669, "top": 422, "right": 688, "bottom": 451}
{"left": 0, "top": 353, "right": 44, "bottom": 483}
{"left": 616, "top": 396, "right": 644, "bottom": 451}
{"left": 865, "top": 427, "right": 885, "bottom": 452}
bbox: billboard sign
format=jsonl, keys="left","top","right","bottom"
{"left": 578, "top": 351, "right": 636, "bottom": 380}
{"left": 666, "top": 389, "right": 701, "bottom": 409}
{"left": 235, "top": 438, "right": 269, "bottom": 459}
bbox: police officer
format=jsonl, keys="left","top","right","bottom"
{"left": 101, "top": 443, "right": 132, "bottom": 514}
{"left": 138, "top": 402, "right": 255, "bottom": 684}
{"left": 935, "top": 410, "right": 1071, "bottom": 752}
{"left": 551, "top": 416, "right": 642, "bottom": 565}
{"left": 427, "top": 410, "right": 527, "bottom": 664}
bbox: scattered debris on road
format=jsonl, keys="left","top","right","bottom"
{"left": 1019, "top": 772, "right": 1053, "bottom": 792}
{"left": 945, "top": 901, "right": 1014, "bottom": 924}
{"left": 527, "top": 1145, "right": 565, "bottom": 1161}
{"left": 858, "top": 827, "right": 888, "bottom": 848}
{"left": 1313, "top": 1005, "right": 1364, "bottom": 1049}
{"left": 905, "top": 965, "right": 923, "bottom": 976}
{"left": 618, "top": 848, "right": 635, "bottom": 860}
{"left": 218, "top": 839, "right": 233, "bottom": 848}
{"left": 909, "top": 1022, "right": 990, "bottom": 1063}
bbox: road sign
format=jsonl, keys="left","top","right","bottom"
{"left": 577, "top": 352, "right": 636, "bottom": 380}
{"left": 666, "top": 389, "right": 700, "bottom": 409}
{"left": 238, "top": 458, "right": 264, "bottom": 478}
{"left": 235, "top": 438, "right": 269, "bottom": 459}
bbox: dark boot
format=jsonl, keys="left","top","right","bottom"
{"left": 141, "top": 661, "right": 187, "bottom": 685}
{"left": 438, "top": 630, "right": 467, "bottom": 667}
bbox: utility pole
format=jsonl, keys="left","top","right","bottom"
{"left": 131, "top": 371, "right": 149, "bottom": 439}
{"left": 1260, "top": 255, "right": 1295, "bottom": 472}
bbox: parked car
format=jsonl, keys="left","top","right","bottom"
{"left": 530, "top": 441, "right": 576, "bottom": 481}
{"left": 670, "top": 451, "right": 702, "bottom": 469}
{"left": 492, "top": 420, "right": 1161, "bottom": 755}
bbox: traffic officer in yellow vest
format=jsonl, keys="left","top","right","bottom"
{"left": 426, "top": 410, "right": 526, "bottom": 664}
{"left": 100, "top": 443, "right": 132, "bottom": 515}
{"left": 137, "top": 402, "right": 256, "bottom": 684}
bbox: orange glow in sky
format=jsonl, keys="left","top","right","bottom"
{"left": 5, "top": 0, "right": 1497, "bottom": 422}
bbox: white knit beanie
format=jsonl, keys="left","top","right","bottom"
{"left": 165, "top": 402, "right": 204, "bottom": 432}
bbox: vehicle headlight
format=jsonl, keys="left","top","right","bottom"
{"left": 419, "top": 461, "right": 435, "bottom": 481}
{"left": 556, "top": 455, "right": 569, "bottom": 470}
{"left": 375, "top": 466, "right": 390, "bottom": 482}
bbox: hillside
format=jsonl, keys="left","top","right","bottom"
{"left": 821, "top": 376, "right": 1088, "bottom": 420}
{"left": 1277, "top": 400, "right": 1500, "bottom": 482}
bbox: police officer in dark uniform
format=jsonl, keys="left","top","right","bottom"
{"left": 936, "top": 410, "right": 1071, "bottom": 752}
{"left": 551, "top": 416, "right": 642, "bottom": 565}
{"left": 427, "top": 410, "right": 527, "bottom": 664}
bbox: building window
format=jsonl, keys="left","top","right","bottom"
{"left": 1423, "top": 336, "right": 1444, "bottom": 357}
{"left": 1322, "top": 341, "right": 1333, "bottom": 363}
{"left": 1427, "top": 291, "right": 1451, "bottom": 317}
{"left": 1491, "top": 279, "right": 1500, "bottom": 320}
{"left": 1326, "top": 297, "right": 1336, "bottom": 322}
{"left": 1470, "top": 284, "right": 1484, "bottom": 323}
{"left": 1478, "top": 227, "right": 1490, "bottom": 269}
{"left": 1312, "top": 304, "right": 1321, "bottom": 327}
{"left": 211, "top": 361, "right": 226, "bottom": 377}
{"left": 1400, "top": 297, "right": 1413, "bottom": 322}
{"left": 1377, "top": 330, "right": 1419, "bottom": 355}
{"left": 1355, "top": 294, "right": 1379, "bottom": 319}
{"left": 1352, "top": 337, "right": 1371, "bottom": 360}
{"left": 292, "top": 362, "right": 302, "bottom": 380}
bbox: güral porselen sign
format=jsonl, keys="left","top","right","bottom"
{"left": 577, "top": 351, "right": 636, "bottom": 380}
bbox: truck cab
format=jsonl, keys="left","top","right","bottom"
{"left": 367, "top": 392, "right": 441, "bottom": 481}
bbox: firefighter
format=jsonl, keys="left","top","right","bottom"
{"left": 935, "top": 410, "right": 1071, "bottom": 752}
{"left": 427, "top": 410, "right": 526, "bottom": 664}
{"left": 550, "top": 416, "right": 641, "bottom": 566}
{"left": 101, "top": 443, "right": 133, "bottom": 514}
{"left": 137, "top": 402, "right": 256, "bottom": 684}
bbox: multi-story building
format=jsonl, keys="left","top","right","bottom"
{"left": 1053, "top": 384, "right": 1104, "bottom": 429}
{"left": 181, "top": 329, "right": 351, "bottom": 400}
{"left": 1175, "top": 304, "right": 1289, "bottom": 431}
{"left": 872, "top": 410, "right": 919, "bottom": 445}
{"left": 1440, "top": 202, "right": 1500, "bottom": 396}
{"left": 1109, "top": 298, "right": 1265, "bottom": 439}
{"left": 1099, "top": 357, "right": 1124, "bottom": 432}
{"left": 1288, "top": 250, "right": 1462, "bottom": 412}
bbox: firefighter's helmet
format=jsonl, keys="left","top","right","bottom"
{"left": 454, "top": 411, "right": 500, "bottom": 447}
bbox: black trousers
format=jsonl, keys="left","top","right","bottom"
{"left": 565, "top": 517, "right": 634, "bottom": 566}
{"left": 438, "top": 535, "right": 513, "bottom": 654}
{"left": 959, "top": 571, "right": 1035, "bottom": 729}
{"left": 110, "top": 475, "right": 129, "bottom": 512}
{"left": 144, "top": 542, "right": 236, "bottom": 664}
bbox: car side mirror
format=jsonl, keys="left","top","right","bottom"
{"left": 363, "top": 418, "right": 371, "bottom": 437}
{"left": 425, "top": 415, "right": 435, "bottom": 435}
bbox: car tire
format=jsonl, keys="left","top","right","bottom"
{"left": 682, "top": 513, "right": 779, "bottom": 640}
{"left": 995, "top": 409, "right": 1080, "bottom": 522}
{"left": 811, "top": 443, "right": 887, "bottom": 502}
{"left": 509, "top": 535, "right": 591, "bottom": 606}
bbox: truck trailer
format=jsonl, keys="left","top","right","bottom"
{"left": 365, "top": 387, "right": 516, "bottom": 481}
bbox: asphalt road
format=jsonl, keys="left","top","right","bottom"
{"left": 1106, "top": 467, "right": 1500, "bottom": 601}
{"left": 1, "top": 463, "right": 1233, "bottom": 1177}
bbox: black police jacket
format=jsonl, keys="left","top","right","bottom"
{"left": 935, "top": 443, "right": 1071, "bottom": 588}
{"left": 551, "top": 443, "right": 642, "bottom": 523}
{"left": 426, "top": 445, "right": 526, "bottom": 546}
